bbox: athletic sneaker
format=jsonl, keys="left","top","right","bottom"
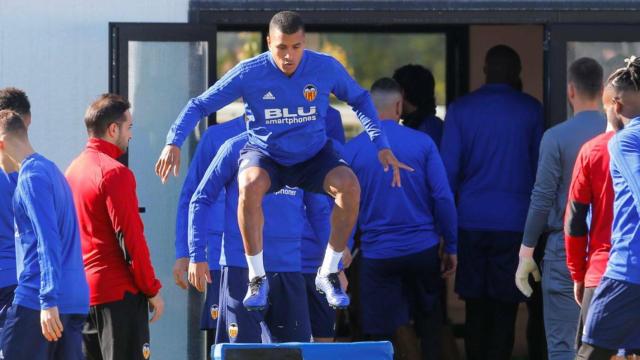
{"left": 242, "top": 275, "right": 269, "bottom": 311}
{"left": 315, "top": 271, "right": 350, "bottom": 309}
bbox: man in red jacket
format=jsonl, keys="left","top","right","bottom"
{"left": 564, "top": 83, "right": 622, "bottom": 348}
{"left": 66, "top": 94, "right": 164, "bottom": 360}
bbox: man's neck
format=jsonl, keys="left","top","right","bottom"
{"left": 0, "top": 154, "right": 18, "bottom": 173}
{"left": 571, "top": 99, "right": 600, "bottom": 114}
{"left": 9, "top": 142, "right": 35, "bottom": 166}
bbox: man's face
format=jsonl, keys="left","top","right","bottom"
{"left": 114, "top": 111, "right": 133, "bottom": 152}
{"left": 267, "top": 28, "right": 305, "bottom": 76}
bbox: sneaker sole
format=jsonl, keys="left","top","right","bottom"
{"left": 243, "top": 304, "right": 266, "bottom": 311}
{"left": 316, "top": 286, "right": 349, "bottom": 310}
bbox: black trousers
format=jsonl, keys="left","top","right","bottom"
{"left": 83, "top": 292, "right": 151, "bottom": 360}
{"left": 464, "top": 299, "right": 519, "bottom": 360}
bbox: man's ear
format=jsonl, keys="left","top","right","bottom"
{"left": 614, "top": 98, "right": 624, "bottom": 117}
{"left": 106, "top": 122, "right": 119, "bottom": 138}
{"left": 396, "top": 99, "right": 403, "bottom": 118}
{"left": 567, "top": 83, "right": 576, "bottom": 101}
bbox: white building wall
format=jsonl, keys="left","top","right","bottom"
{"left": 0, "top": 1, "right": 192, "bottom": 358}
{"left": 0, "top": 0, "right": 189, "bottom": 168}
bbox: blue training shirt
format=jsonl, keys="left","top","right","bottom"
{"left": 167, "top": 50, "right": 390, "bottom": 166}
{"left": 0, "top": 169, "right": 17, "bottom": 288}
{"left": 606, "top": 117, "right": 640, "bottom": 284}
{"left": 175, "top": 116, "right": 246, "bottom": 270}
{"left": 417, "top": 114, "right": 444, "bottom": 149}
{"left": 344, "top": 121, "right": 458, "bottom": 259}
{"left": 189, "top": 133, "right": 328, "bottom": 272}
{"left": 441, "top": 83, "right": 544, "bottom": 232}
{"left": 12, "top": 154, "right": 89, "bottom": 314}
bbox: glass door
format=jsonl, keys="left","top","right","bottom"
{"left": 110, "top": 23, "right": 215, "bottom": 360}
{"left": 547, "top": 25, "right": 640, "bottom": 127}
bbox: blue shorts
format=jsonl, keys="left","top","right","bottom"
{"left": 0, "top": 304, "right": 85, "bottom": 360}
{"left": 455, "top": 229, "right": 525, "bottom": 302}
{"left": 359, "top": 246, "right": 441, "bottom": 336}
{"left": 201, "top": 270, "right": 222, "bottom": 330}
{"left": 0, "top": 285, "right": 16, "bottom": 335}
{"left": 216, "top": 267, "right": 311, "bottom": 344}
{"left": 582, "top": 277, "right": 640, "bottom": 350}
{"left": 239, "top": 140, "right": 346, "bottom": 194}
{"left": 303, "top": 273, "right": 336, "bottom": 339}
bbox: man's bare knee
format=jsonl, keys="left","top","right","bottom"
{"left": 238, "top": 167, "right": 270, "bottom": 205}
{"left": 325, "top": 167, "right": 360, "bottom": 203}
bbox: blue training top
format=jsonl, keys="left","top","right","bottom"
{"left": 175, "top": 116, "right": 246, "bottom": 270}
{"left": 441, "top": 83, "right": 544, "bottom": 232}
{"left": 606, "top": 117, "right": 640, "bottom": 285}
{"left": 0, "top": 169, "right": 17, "bottom": 288}
{"left": 344, "top": 121, "right": 458, "bottom": 259}
{"left": 167, "top": 50, "right": 390, "bottom": 166}
{"left": 12, "top": 154, "right": 89, "bottom": 314}
{"left": 189, "top": 133, "right": 328, "bottom": 272}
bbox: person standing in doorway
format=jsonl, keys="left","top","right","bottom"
{"left": 441, "top": 45, "right": 543, "bottom": 360}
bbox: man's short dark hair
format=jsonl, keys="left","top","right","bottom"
{"left": 568, "top": 58, "right": 604, "bottom": 99}
{"left": 0, "top": 88, "right": 30, "bottom": 116}
{"left": 269, "top": 11, "right": 305, "bottom": 34}
{"left": 485, "top": 45, "right": 522, "bottom": 82}
{"left": 84, "top": 94, "right": 131, "bottom": 137}
{"left": 371, "top": 77, "right": 403, "bottom": 94}
{"left": 0, "top": 110, "right": 27, "bottom": 138}
{"left": 392, "top": 64, "right": 436, "bottom": 113}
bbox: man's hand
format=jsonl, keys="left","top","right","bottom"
{"left": 574, "top": 281, "right": 585, "bottom": 306}
{"left": 173, "top": 257, "right": 189, "bottom": 290}
{"left": 155, "top": 145, "right": 181, "bottom": 184}
{"left": 148, "top": 292, "right": 165, "bottom": 323}
{"left": 515, "top": 245, "right": 541, "bottom": 297}
{"left": 441, "top": 253, "right": 457, "bottom": 278}
{"left": 377, "top": 149, "right": 414, "bottom": 187}
{"left": 342, "top": 247, "right": 353, "bottom": 269}
{"left": 188, "top": 262, "right": 211, "bottom": 292}
{"left": 40, "top": 307, "right": 63, "bottom": 341}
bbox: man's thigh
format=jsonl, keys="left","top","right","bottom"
{"left": 201, "top": 270, "right": 222, "bottom": 331}
{"left": 486, "top": 231, "right": 526, "bottom": 302}
{"left": 0, "top": 285, "right": 16, "bottom": 332}
{"left": 455, "top": 229, "right": 489, "bottom": 299}
{"left": 582, "top": 277, "right": 640, "bottom": 351}
{"left": 302, "top": 273, "right": 336, "bottom": 339}
{"left": 359, "top": 257, "right": 410, "bottom": 336}
{"left": 1, "top": 304, "right": 50, "bottom": 360}
{"left": 285, "top": 140, "right": 347, "bottom": 194}
{"left": 219, "top": 267, "right": 265, "bottom": 343}
{"left": 94, "top": 292, "right": 150, "bottom": 360}
{"left": 541, "top": 259, "right": 580, "bottom": 360}
{"left": 238, "top": 143, "right": 283, "bottom": 193}
{"left": 265, "top": 272, "right": 311, "bottom": 343}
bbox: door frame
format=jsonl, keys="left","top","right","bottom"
{"left": 547, "top": 24, "right": 640, "bottom": 126}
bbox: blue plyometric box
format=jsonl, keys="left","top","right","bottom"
{"left": 212, "top": 341, "right": 394, "bottom": 360}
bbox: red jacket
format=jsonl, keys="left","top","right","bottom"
{"left": 66, "top": 138, "right": 161, "bottom": 305}
{"left": 564, "top": 131, "right": 614, "bottom": 288}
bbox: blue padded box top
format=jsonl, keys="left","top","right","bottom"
{"left": 213, "top": 341, "right": 394, "bottom": 360}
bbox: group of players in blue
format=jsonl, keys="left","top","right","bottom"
{"left": 161, "top": 9, "right": 459, "bottom": 358}
{"left": 161, "top": 10, "right": 640, "bottom": 360}
{"left": 0, "top": 8, "right": 639, "bottom": 360}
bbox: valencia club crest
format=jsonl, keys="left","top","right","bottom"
{"left": 303, "top": 84, "right": 317, "bottom": 102}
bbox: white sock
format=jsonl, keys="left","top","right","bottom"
{"left": 319, "top": 246, "right": 343, "bottom": 276}
{"left": 246, "top": 251, "right": 265, "bottom": 280}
